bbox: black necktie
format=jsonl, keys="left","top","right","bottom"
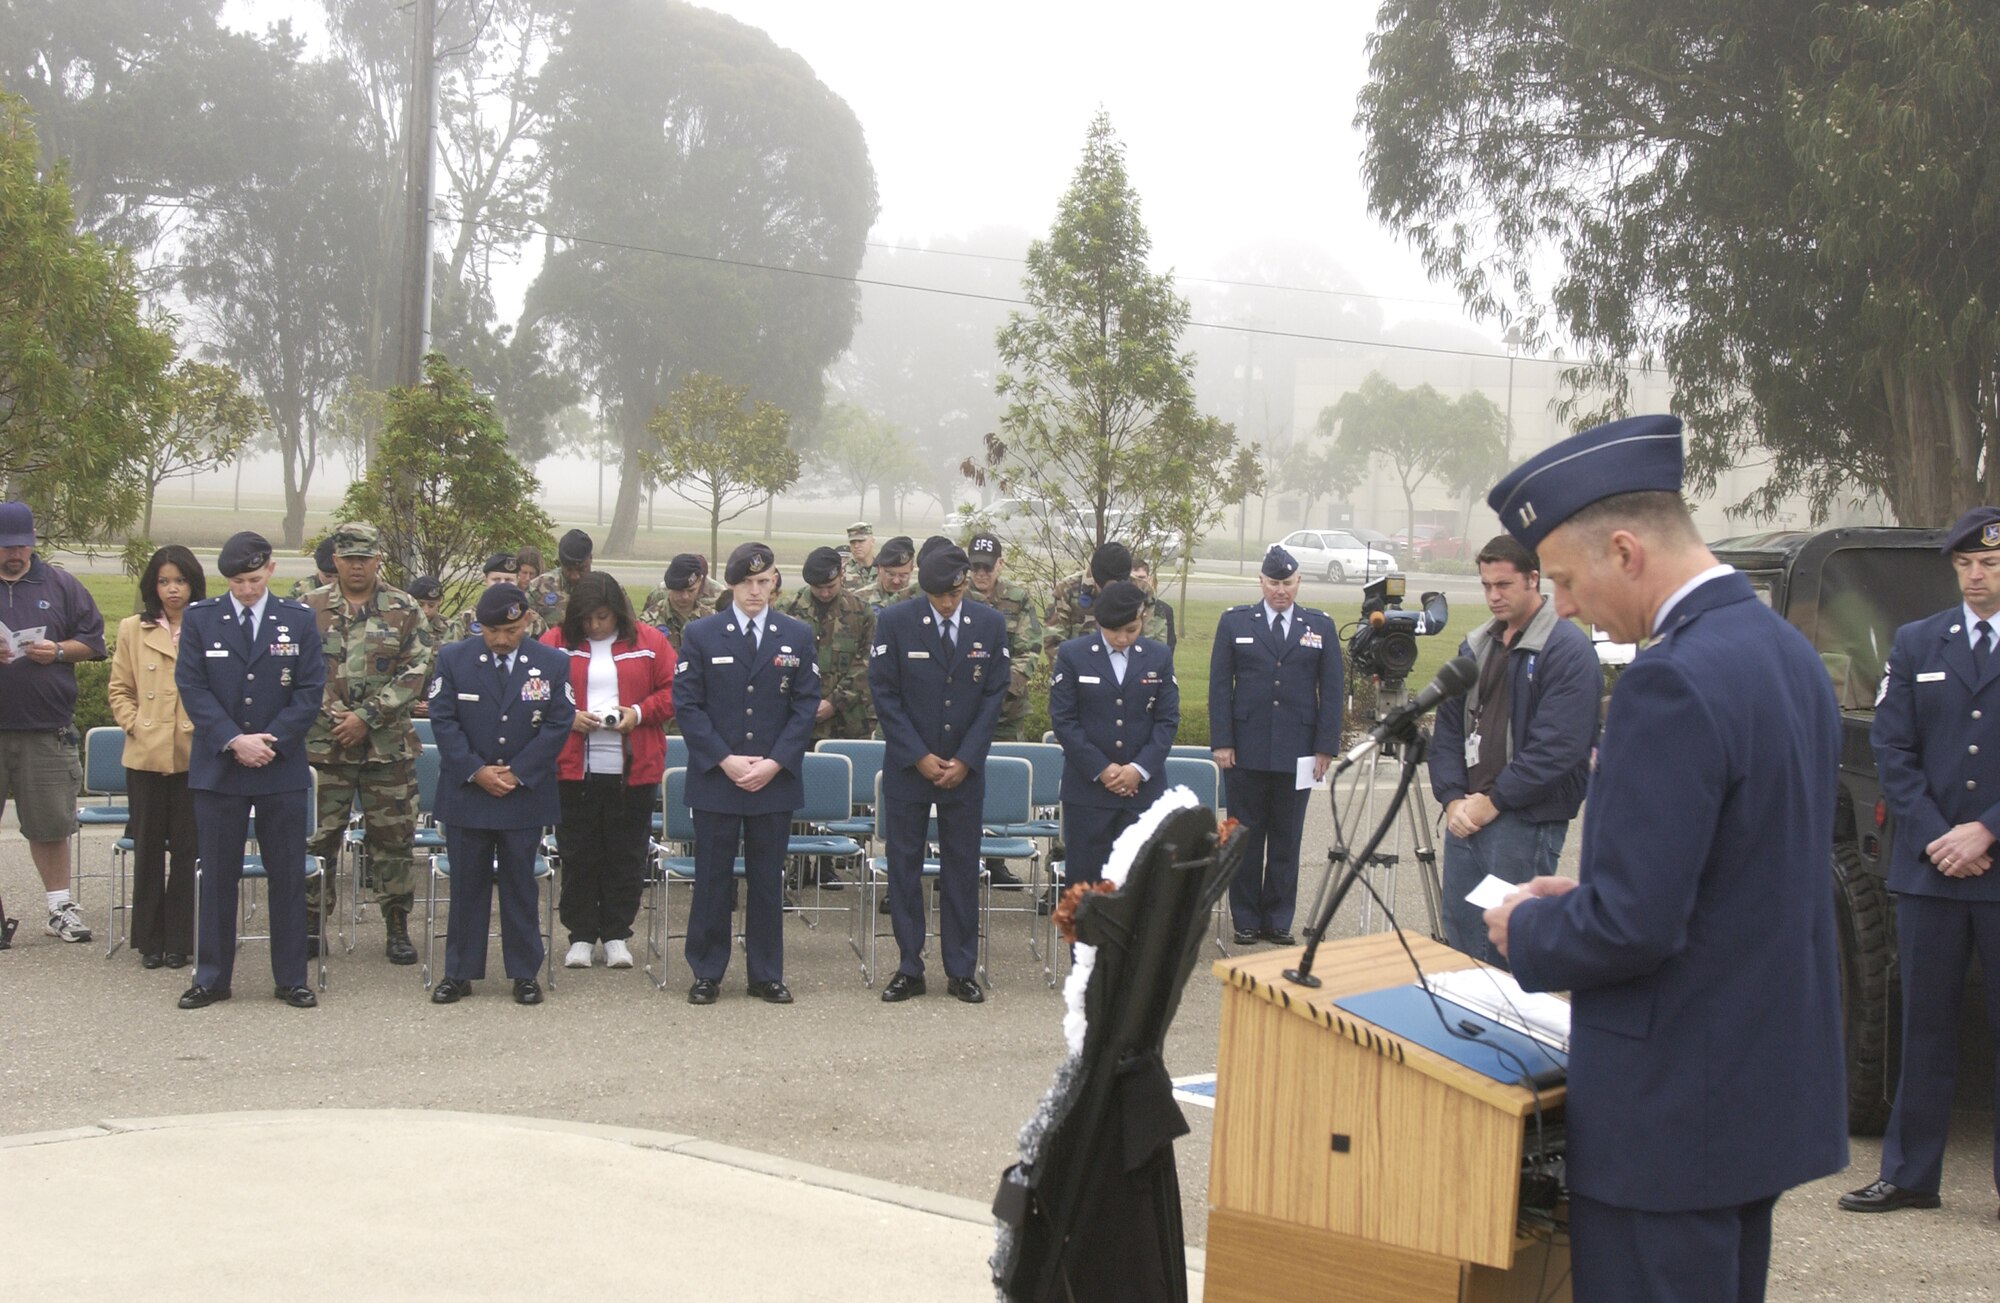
{"left": 240, "top": 605, "right": 256, "bottom": 643}
{"left": 496, "top": 654, "right": 511, "bottom": 691}
{"left": 941, "top": 617, "right": 955, "bottom": 659}
{"left": 1977, "top": 620, "right": 1992, "bottom": 672}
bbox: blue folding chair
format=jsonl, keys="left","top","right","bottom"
{"left": 814, "top": 738, "right": 885, "bottom": 844}
{"left": 75, "top": 727, "right": 129, "bottom": 926}
{"left": 650, "top": 737, "right": 691, "bottom": 837}
{"left": 785, "top": 752, "right": 865, "bottom": 920}
{"left": 412, "top": 717, "right": 436, "bottom": 747}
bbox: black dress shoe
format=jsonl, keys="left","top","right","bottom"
{"left": 513, "top": 978, "right": 543, "bottom": 1005}
{"left": 687, "top": 978, "right": 720, "bottom": 1005}
{"left": 274, "top": 984, "right": 318, "bottom": 1009}
{"left": 986, "top": 862, "right": 1023, "bottom": 887}
{"left": 430, "top": 978, "right": 472, "bottom": 1004}
{"left": 1262, "top": 928, "right": 1296, "bottom": 946}
{"left": 747, "top": 980, "right": 794, "bottom": 1004}
{"left": 177, "top": 984, "right": 231, "bottom": 1009}
{"left": 880, "top": 972, "right": 926, "bottom": 1002}
{"left": 946, "top": 976, "right": 985, "bottom": 1004}
{"left": 1838, "top": 1180, "right": 1940, "bottom": 1213}
{"left": 1232, "top": 928, "right": 1260, "bottom": 947}
{"left": 164, "top": 953, "right": 188, "bottom": 969}
{"left": 141, "top": 952, "right": 165, "bottom": 969}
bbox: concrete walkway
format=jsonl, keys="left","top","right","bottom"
{"left": 0, "top": 1109, "right": 1205, "bottom": 1302}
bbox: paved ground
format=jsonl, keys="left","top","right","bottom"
{"left": 3, "top": 797, "right": 1995, "bottom": 1300}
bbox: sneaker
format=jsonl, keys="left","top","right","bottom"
{"left": 563, "top": 940, "right": 595, "bottom": 969}
{"left": 604, "top": 939, "right": 634, "bottom": 969}
{"left": 46, "top": 901, "right": 92, "bottom": 944}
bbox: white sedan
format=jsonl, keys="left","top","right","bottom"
{"left": 1271, "top": 529, "right": 1394, "bottom": 584}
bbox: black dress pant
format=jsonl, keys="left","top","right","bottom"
{"left": 125, "top": 767, "right": 197, "bottom": 956}
{"left": 555, "top": 775, "right": 653, "bottom": 943}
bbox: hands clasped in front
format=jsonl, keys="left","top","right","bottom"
{"left": 916, "top": 753, "right": 968, "bottom": 790}
{"left": 1927, "top": 820, "right": 1995, "bottom": 878}
{"left": 722, "top": 754, "right": 783, "bottom": 792}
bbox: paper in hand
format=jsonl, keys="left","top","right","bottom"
{"left": 1463, "top": 873, "right": 1520, "bottom": 912}
{"left": 1295, "top": 755, "right": 1318, "bottom": 790}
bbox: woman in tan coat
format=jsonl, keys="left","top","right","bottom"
{"left": 107, "top": 545, "right": 204, "bottom": 968}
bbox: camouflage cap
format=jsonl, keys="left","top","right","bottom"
{"left": 846, "top": 521, "right": 874, "bottom": 541}
{"left": 331, "top": 522, "right": 383, "bottom": 558}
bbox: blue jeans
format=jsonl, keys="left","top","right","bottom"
{"left": 1439, "top": 808, "right": 1569, "bottom": 967}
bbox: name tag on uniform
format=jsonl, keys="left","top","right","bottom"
{"left": 907, "top": 650, "right": 930, "bottom": 659}
{"left": 206, "top": 648, "right": 230, "bottom": 658}
{"left": 457, "top": 692, "right": 480, "bottom": 701}
{"left": 1234, "top": 636, "right": 1254, "bottom": 644}
{"left": 711, "top": 655, "right": 734, "bottom": 665}
{"left": 1917, "top": 671, "right": 1947, "bottom": 682}
{"left": 1078, "top": 675, "right": 1101, "bottom": 684}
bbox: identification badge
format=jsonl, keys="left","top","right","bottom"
{"left": 1078, "top": 675, "right": 1101, "bottom": 684}
{"left": 1917, "top": 671, "right": 1947, "bottom": 683}
{"left": 457, "top": 693, "right": 479, "bottom": 701}
{"left": 1465, "top": 731, "right": 1481, "bottom": 768}
{"left": 907, "top": 650, "right": 930, "bottom": 659}
{"left": 206, "top": 649, "right": 230, "bottom": 658}
{"left": 711, "top": 656, "right": 734, "bottom": 665}
{"left": 1235, "top": 636, "right": 1254, "bottom": 644}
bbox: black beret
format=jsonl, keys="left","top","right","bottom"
{"left": 1093, "top": 580, "right": 1145, "bottom": 628}
{"left": 482, "top": 552, "right": 516, "bottom": 576}
{"left": 407, "top": 574, "right": 443, "bottom": 601}
{"left": 1941, "top": 506, "right": 2000, "bottom": 555}
{"left": 802, "top": 546, "right": 842, "bottom": 586}
{"left": 724, "top": 541, "right": 775, "bottom": 586}
{"left": 877, "top": 535, "right": 915, "bottom": 567}
{"left": 475, "top": 582, "right": 530, "bottom": 627}
{"left": 664, "top": 554, "right": 702, "bottom": 590}
{"left": 968, "top": 532, "right": 1002, "bottom": 562}
{"left": 918, "top": 534, "right": 953, "bottom": 563}
{"left": 220, "top": 532, "right": 274, "bottom": 578}
{"left": 1262, "top": 545, "right": 1299, "bottom": 580}
{"left": 558, "top": 528, "right": 593, "bottom": 565}
{"left": 919, "top": 544, "right": 972, "bottom": 595}
{"left": 313, "top": 537, "right": 336, "bottom": 573}
{"left": 1488, "top": 414, "right": 1684, "bottom": 550}
{"left": 1090, "top": 541, "right": 1132, "bottom": 587}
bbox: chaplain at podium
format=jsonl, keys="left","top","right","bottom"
{"left": 1481, "top": 416, "right": 1847, "bottom": 1303}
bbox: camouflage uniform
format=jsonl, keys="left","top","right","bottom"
{"left": 841, "top": 553, "right": 875, "bottom": 593}
{"left": 1044, "top": 573, "right": 1169, "bottom": 653}
{"left": 524, "top": 568, "right": 580, "bottom": 628}
{"left": 859, "top": 580, "right": 921, "bottom": 615}
{"left": 966, "top": 579, "right": 1043, "bottom": 741}
{"left": 289, "top": 577, "right": 331, "bottom": 601}
{"left": 303, "top": 582, "right": 435, "bottom": 923}
{"left": 784, "top": 585, "right": 875, "bottom": 741}
{"left": 640, "top": 594, "right": 704, "bottom": 652}
{"left": 699, "top": 577, "right": 726, "bottom": 612}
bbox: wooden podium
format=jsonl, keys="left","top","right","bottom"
{"left": 1205, "top": 934, "right": 1571, "bottom": 1302}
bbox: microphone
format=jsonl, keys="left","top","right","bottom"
{"left": 1337, "top": 654, "right": 1479, "bottom": 771}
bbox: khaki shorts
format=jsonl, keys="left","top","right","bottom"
{"left": 0, "top": 729, "right": 84, "bottom": 842}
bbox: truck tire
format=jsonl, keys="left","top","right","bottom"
{"left": 1833, "top": 844, "right": 1899, "bottom": 1136}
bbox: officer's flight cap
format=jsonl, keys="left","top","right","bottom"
{"left": 1488, "top": 415, "right": 1684, "bottom": 551}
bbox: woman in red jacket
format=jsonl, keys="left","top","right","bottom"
{"left": 542, "top": 573, "right": 676, "bottom": 969}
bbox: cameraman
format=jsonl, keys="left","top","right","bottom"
{"left": 1429, "top": 535, "right": 1600, "bottom": 967}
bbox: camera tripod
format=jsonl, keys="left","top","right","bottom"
{"left": 1300, "top": 677, "right": 1446, "bottom": 943}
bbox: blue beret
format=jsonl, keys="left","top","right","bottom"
{"left": 1093, "top": 580, "right": 1145, "bottom": 627}
{"left": 558, "top": 529, "right": 593, "bottom": 566}
{"left": 1261, "top": 545, "right": 1298, "bottom": 580}
{"left": 664, "top": 553, "right": 702, "bottom": 590}
{"left": 1488, "top": 414, "right": 1684, "bottom": 549}
{"left": 407, "top": 575, "right": 442, "bottom": 601}
{"left": 1941, "top": 506, "right": 2000, "bottom": 554}
{"left": 919, "top": 534, "right": 953, "bottom": 563}
{"left": 482, "top": 552, "right": 516, "bottom": 576}
{"left": 724, "top": 541, "right": 775, "bottom": 585}
{"left": 877, "top": 536, "right": 915, "bottom": 567}
{"left": 313, "top": 537, "right": 336, "bottom": 572}
{"left": 475, "top": 582, "right": 529, "bottom": 627}
{"left": 919, "top": 544, "right": 971, "bottom": 595}
{"left": 1090, "top": 541, "right": 1132, "bottom": 587}
{"left": 219, "top": 531, "right": 273, "bottom": 578}
{"left": 802, "top": 546, "right": 842, "bottom": 586}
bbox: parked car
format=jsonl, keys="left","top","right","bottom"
{"left": 1270, "top": 529, "right": 1393, "bottom": 585}
{"left": 1348, "top": 526, "right": 1395, "bottom": 555}
{"left": 1388, "top": 524, "right": 1465, "bottom": 565}
{"left": 942, "top": 497, "right": 1050, "bottom": 544}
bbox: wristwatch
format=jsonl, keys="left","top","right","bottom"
{"left": 53, "top": 644, "right": 64, "bottom": 664}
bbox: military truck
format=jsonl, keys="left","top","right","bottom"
{"left": 1708, "top": 525, "right": 1968, "bottom": 1134}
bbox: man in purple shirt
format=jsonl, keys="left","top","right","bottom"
{"left": 0, "top": 502, "right": 107, "bottom": 945}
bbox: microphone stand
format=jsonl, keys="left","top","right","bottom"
{"left": 1283, "top": 725, "right": 1427, "bottom": 989}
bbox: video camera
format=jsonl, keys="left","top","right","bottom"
{"left": 1346, "top": 573, "right": 1449, "bottom": 682}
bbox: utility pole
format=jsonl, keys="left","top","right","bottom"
{"left": 396, "top": 0, "right": 439, "bottom": 392}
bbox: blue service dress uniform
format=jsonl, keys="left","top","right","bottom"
{"left": 671, "top": 607, "right": 820, "bottom": 987}
{"left": 1505, "top": 574, "right": 1849, "bottom": 1300}
{"left": 1047, "top": 633, "right": 1179, "bottom": 884}
{"left": 1870, "top": 605, "right": 2000, "bottom": 1200}
{"left": 175, "top": 594, "right": 326, "bottom": 993}
{"left": 868, "top": 597, "right": 1010, "bottom": 980}
{"left": 426, "top": 635, "right": 575, "bottom": 982}
{"left": 1205, "top": 602, "right": 1343, "bottom": 936}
